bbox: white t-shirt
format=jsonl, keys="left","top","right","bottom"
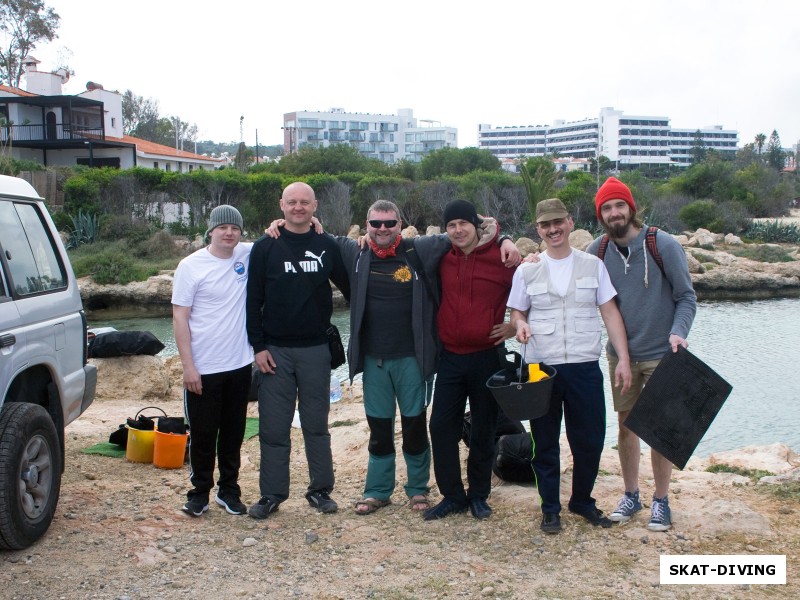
{"left": 507, "top": 250, "right": 617, "bottom": 310}
{"left": 172, "top": 242, "right": 253, "bottom": 375}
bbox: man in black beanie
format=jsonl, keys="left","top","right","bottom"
{"left": 424, "top": 200, "right": 518, "bottom": 521}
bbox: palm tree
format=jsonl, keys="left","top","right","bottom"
{"left": 754, "top": 133, "right": 767, "bottom": 157}
{"left": 519, "top": 157, "right": 559, "bottom": 222}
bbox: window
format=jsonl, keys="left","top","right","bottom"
{"left": 165, "top": 164, "right": 171, "bottom": 172}
{"left": 153, "top": 162, "right": 159, "bottom": 169}
{"left": 111, "top": 117, "right": 116, "bottom": 127}
{"left": 0, "top": 201, "right": 66, "bottom": 296}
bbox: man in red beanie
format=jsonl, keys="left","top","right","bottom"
{"left": 588, "top": 177, "right": 697, "bottom": 532}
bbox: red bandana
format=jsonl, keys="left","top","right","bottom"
{"left": 368, "top": 235, "right": 402, "bottom": 258}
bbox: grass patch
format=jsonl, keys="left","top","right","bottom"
{"left": 758, "top": 481, "right": 800, "bottom": 503}
{"left": 422, "top": 576, "right": 449, "bottom": 594}
{"left": 729, "top": 244, "right": 795, "bottom": 263}
{"left": 705, "top": 463, "right": 775, "bottom": 481}
{"left": 330, "top": 419, "right": 359, "bottom": 428}
{"left": 691, "top": 250, "right": 719, "bottom": 264}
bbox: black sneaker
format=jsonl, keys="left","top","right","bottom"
{"left": 423, "top": 497, "right": 468, "bottom": 521}
{"left": 182, "top": 496, "right": 209, "bottom": 517}
{"left": 248, "top": 496, "right": 280, "bottom": 520}
{"left": 215, "top": 493, "right": 247, "bottom": 515}
{"left": 540, "top": 512, "right": 562, "bottom": 534}
{"left": 569, "top": 506, "right": 612, "bottom": 528}
{"left": 306, "top": 490, "right": 338, "bottom": 514}
{"left": 469, "top": 497, "right": 492, "bottom": 520}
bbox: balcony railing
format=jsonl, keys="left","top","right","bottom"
{"left": 0, "top": 123, "right": 104, "bottom": 142}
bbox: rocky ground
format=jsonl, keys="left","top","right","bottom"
{"left": 3, "top": 367, "right": 798, "bottom": 599}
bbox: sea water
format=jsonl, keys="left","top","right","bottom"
{"left": 89, "top": 297, "right": 800, "bottom": 456}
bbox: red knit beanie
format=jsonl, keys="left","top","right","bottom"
{"left": 595, "top": 177, "right": 636, "bottom": 220}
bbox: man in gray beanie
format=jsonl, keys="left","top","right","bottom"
{"left": 173, "top": 204, "right": 253, "bottom": 518}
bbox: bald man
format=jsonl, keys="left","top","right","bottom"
{"left": 246, "top": 181, "right": 350, "bottom": 519}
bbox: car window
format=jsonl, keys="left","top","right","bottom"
{"left": 0, "top": 201, "right": 66, "bottom": 296}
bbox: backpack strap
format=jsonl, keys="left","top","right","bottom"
{"left": 645, "top": 226, "right": 666, "bottom": 278}
{"left": 597, "top": 234, "right": 610, "bottom": 260}
{"left": 599, "top": 229, "right": 666, "bottom": 279}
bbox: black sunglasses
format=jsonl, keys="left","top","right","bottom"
{"left": 368, "top": 219, "right": 398, "bottom": 229}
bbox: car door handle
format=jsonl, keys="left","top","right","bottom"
{"left": 0, "top": 334, "right": 15, "bottom": 348}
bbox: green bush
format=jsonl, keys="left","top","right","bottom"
{"left": 69, "top": 240, "right": 170, "bottom": 284}
{"left": 167, "top": 221, "right": 204, "bottom": 238}
{"left": 98, "top": 215, "right": 155, "bottom": 243}
{"left": 678, "top": 199, "right": 718, "bottom": 230}
{"left": 50, "top": 210, "right": 73, "bottom": 233}
{"left": 135, "top": 230, "right": 182, "bottom": 260}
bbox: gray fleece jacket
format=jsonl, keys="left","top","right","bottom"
{"left": 586, "top": 226, "right": 697, "bottom": 361}
{"left": 336, "top": 233, "right": 452, "bottom": 383}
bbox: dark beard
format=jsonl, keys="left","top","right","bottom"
{"left": 603, "top": 218, "right": 632, "bottom": 240}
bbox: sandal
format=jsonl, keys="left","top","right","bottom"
{"left": 409, "top": 494, "right": 430, "bottom": 511}
{"left": 354, "top": 498, "right": 391, "bottom": 515}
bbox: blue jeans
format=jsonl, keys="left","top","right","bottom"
{"left": 529, "top": 361, "right": 606, "bottom": 515}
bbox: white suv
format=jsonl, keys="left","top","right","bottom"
{"left": 0, "top": 175, "right": 96, "bottom": 550}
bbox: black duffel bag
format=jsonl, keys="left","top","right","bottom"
{"left": 493, "top": 432, "right": 536, "bottom": 484}
{"left": 89, "top": 330, "right": 165, "bottom": 358}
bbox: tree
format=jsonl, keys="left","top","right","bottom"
{"left": 690, "top": 130, "right": 707, "bottom": 164}
{"left": 754, "top": 133, "right": 766, "bottom": 157}
{"left": 277, "top": 144, "right": 386, "bottom": 176}
{"left": 0, "top": 0, "right": 59, "bottom": 86}
{"left": 122, "top": 90, "right": 160, "bottom": 136}
{"left": 519, "top": 156, "right": 558, "bottom": 222}
{"left": 765, "top": 129, "right": 785, "bottom": 170}
{"left": 416, "top": 147, "right": 500, "bottom": 180}
{"left": 589, "top": 154, "right": 613, "bottom": 177}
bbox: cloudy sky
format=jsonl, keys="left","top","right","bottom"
{"left": 34, "top": 0, "right": 800, "bottom": 151}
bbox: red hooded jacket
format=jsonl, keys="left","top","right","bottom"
{"left": 437, "top": 230, "right": 515, "bottom": 354}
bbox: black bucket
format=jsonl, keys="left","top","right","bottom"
{"left": 486, "top": 363, "right": 557, "bottom": 421}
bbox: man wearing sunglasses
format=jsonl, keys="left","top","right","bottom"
{"left": 339, "top": 201, "right": 520, "bottom": 516}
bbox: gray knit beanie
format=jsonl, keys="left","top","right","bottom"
{"left": 205, "top": 205, "right": 244, "bottom": 237}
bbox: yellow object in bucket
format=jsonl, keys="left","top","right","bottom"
{"left": 528, "top": 363, "right": 549, "bottom": 382}
{"left": 126, "top": 427, "right": 156, "bottom": 463}
{"left": 153, "top": 430, "right": 188, "bottom": 469}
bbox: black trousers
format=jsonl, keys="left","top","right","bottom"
{"left": 184, "top": 364, "right": 251, "bottom": 500}
{"left": 429, "top": 348, "right": 501, "bottom": 503}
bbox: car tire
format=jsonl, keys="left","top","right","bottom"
{"left": 0, "top": 402, "right": 62, "bottom": 550}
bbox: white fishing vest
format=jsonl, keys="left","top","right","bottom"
{"left": 519, "top": 250, "right": 602, "bottom": 365}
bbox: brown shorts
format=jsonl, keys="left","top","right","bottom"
{"left": 608, "top": 355, "right": 661, "bottom": 412}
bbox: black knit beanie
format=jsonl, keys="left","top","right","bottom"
{"left": 442, "top": 200, "right": 481, "bottom": 228}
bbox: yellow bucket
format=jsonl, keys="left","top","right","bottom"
{"left": 126, "top": 427, "right": 156, "bottom": 463}
{"left": 153, "top": 430, "right": 188, "bottom": 469}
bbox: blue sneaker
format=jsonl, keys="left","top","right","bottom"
{"left": 609, "top": 490, "right": 642, "bottom": 523}
{"left": 648, "top": 495, "right": 671, "bottom": 532}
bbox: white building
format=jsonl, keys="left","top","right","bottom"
{"left": 478, "top": 107, "right": 738, "bottom": 168}
{"left": 0, "top": 58, "right": 221, "bottom": 172}
{"left": 283, "top": 108, "right": 457, "bottom": 164}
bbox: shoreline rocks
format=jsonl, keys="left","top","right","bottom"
{"left": 79, "top": 229, "right": 800, "bottom": 311}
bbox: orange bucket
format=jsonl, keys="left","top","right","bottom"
{"left": 126, "top": 427, "right": 156, "bottom": 463}
{"left": 153, "top": 430, "right": 188, "bottom": 469}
